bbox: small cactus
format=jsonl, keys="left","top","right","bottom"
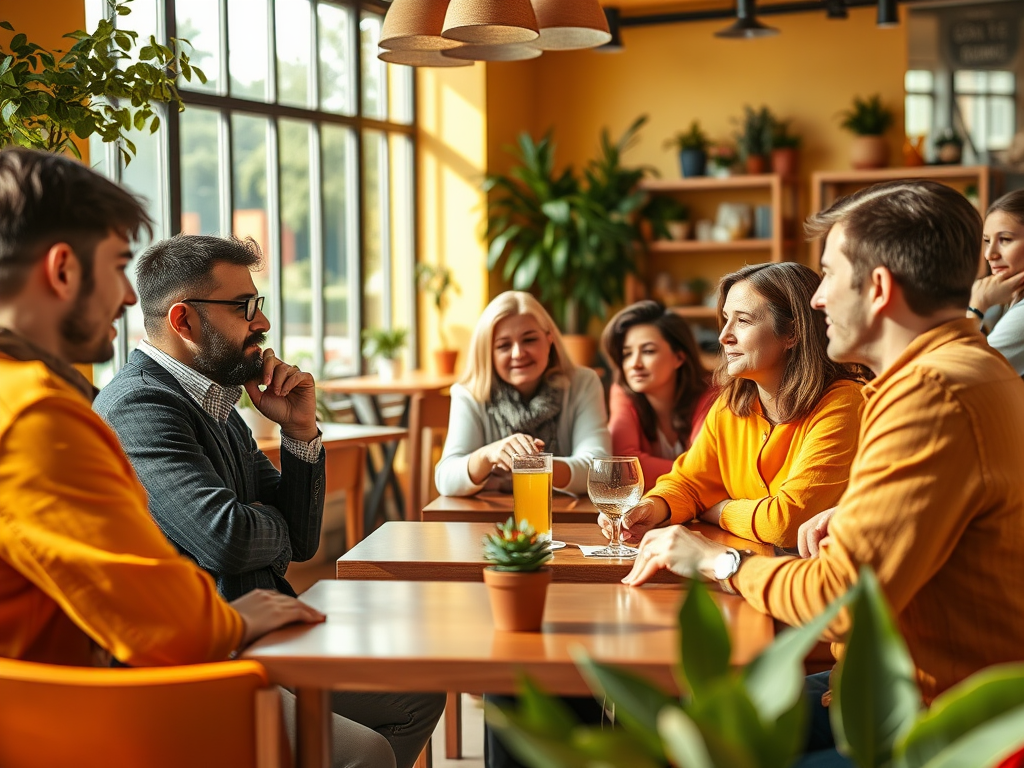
{"left": 482, "top": 517, "right": 552, "bottom": 573}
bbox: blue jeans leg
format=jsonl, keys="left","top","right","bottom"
{"left": 793, "top": 671, "right": 855, "bottom": 768}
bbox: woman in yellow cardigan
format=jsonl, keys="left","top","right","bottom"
{"left": 609, "top": 262, "right": 864, "bottom": 550}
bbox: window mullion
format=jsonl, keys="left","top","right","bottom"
{"left": 310, "top": 123, "right": 325, "bottom": 378}
{"left": 268, "top": 117, "right": 284, "bottom": 355}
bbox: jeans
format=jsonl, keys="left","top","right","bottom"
{"left": 792, "top": 671, "right": 855, "bottom": 768}
{"left": 281, "top": 689, "right": 446, "bottom": 768}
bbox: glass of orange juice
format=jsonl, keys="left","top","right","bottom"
{"left": 512, "top": 453, "right": 552, "bottom": 540}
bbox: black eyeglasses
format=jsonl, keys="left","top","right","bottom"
{"left": 183, "top": 296, "right": 265, "bottom": 321}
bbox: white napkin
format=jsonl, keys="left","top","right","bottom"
{"left": 577, "top": 544, "right": 638, "bottom": 559}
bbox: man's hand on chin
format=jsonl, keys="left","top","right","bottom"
{"left": 244, "top": 348, "right": 318, "bottom": 442}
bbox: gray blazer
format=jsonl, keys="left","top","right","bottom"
{"left": 93, "top": 350, "right": 325, "bottom": 601}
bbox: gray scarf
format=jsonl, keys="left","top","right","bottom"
{"left": 487, "top": 377, "right": 562, "bottom": 455}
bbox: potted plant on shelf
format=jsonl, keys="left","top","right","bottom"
{"left": 485, "top": 117, "right": 651, "bottom": 366}
{"left": 416, "top": 263, "right": 460, "bottom": 375}
{"left": 734, "top": 105, "right": 775, "bottom": 175}
{"left": 665, "top": 120, "right": 710, "bottom": 178}
{"left": 770, "top": 118, "right": 801, "bottom": 179}
{"left": 707, "top": 142, "right": 738, "bottom": 178}
{"left": 361, "top": 327, "right": 408, "bottom": 381}
{"left": 839, "top": 94, "right": 894, "bottom": 170}
{"left": 482, "top": 517, "right": 553, "bottom": 632}
{"left": 640, "top": 196, "right": 690, "bottom": 242}
{"left": 935, "top": 128, "right": 964, "bottom": 165}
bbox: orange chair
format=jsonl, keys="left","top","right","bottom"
{"left": 0, "top": 658, "right": 286, "bottom": 768}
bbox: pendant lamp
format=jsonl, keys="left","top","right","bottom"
{"left": 442, "top": 42, "right": 542, "bottom": 62}
{"left": 595, "top": 7, "right": 624, "bottom": 52}
{"left": 715, "top": 0, "right": 779, "bottom": 38}
{"left": 379, "top": 48, "right": 472, "bottom": 67}
{"left": 877, "top": 0, "right": 899, "bottom": 27}
{"left": 380, "top": 0, "right": 461, "bottom": 51}
{"left": 441, "top": 0, "right": 539, "bottom": 45}
{"left": 530, "top": 0, "right": 611, "bottom": 51}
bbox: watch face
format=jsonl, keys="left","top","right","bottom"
{"left": 713, "top": 550, "right": 740, "bottom": 581}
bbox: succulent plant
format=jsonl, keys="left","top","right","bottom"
{"left": 482, "top": 517, "right": 552, "bottom": 573}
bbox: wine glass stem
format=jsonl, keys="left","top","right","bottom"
{"left": 610, "top": 516, "right": 623, "bottom": 549}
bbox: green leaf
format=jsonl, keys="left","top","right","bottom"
{"left": 486, "top": 224, "right": 521, "bottom": 269}
{"left": 744, "top": 581, "right": 858, "bottom": 722}
{"left": 0, "top": 21, "right": 14, "bottom": 31}
{"left": 687, "top": 680, "right": 764, "bottom": 768}
{"left": 149, "top": 114, "right": 160, "bottom": 134}
{"left": 897, "top": 663, "right": 1024, "bottom": 768}
{"left": 484, "top": 697, "right": 591, "bottom": 768}
{"left": 915, "top": 703, "right": 1024, "bottom": 768}
{"left": 10, "top": 34, "right": 27, "bottom": 51}
{"left": 678, "top": 581, "right": 732, "bottom": 700}
{"left": 541, "top": 198, "right": 571, "bottom": 225}
{"left": 574, "top": 650, "right": 674, "bottom": 758}
{"left": 1, "top": 99, "right": 19, "bottom": 123}
{"left": 832, "top": 567, "right": 921, "bottom": 768}
{"left": 512, "top": 249, "right": 542, "bottom": 291}
{"left": 551, "top": 238, "right": 570, "bottom": 278}
{"left": 659, "top": 706, "right": 716, "bottom": 768}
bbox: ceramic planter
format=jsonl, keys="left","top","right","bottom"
{"left": 770, "top": 148, "right": 799, "bottom": 180}
{"left": 376, "top": 357, "right": 402, "bottom": 381}
{"left": 561, "top": 334, "right": 597, "bottom": 367}
{"left": 745, "top": 155, "right": 767, "bottom": 175}
{"left": 483, "top": 567, "right": 552, "bottom": 632}
{"left": 666, "top": 221, "right": 691, "bottom": 241}
{"left": 679, "top": 149, "right": 707, "bottom": 178}
{"left": 434, "top": 349, "right": 459, "bottom": 375}
{"left": 850, "top": 136, "right": 889, "bottom": 170}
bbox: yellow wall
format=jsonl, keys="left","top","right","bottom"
{"left": 1, "top": 0, "right": 85, "bottom": 53}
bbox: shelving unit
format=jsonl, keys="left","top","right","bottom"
{"left": 627, "top": 174, "right": 799, "bottom": 315}
{"left": 809, "top": 165, "right": 1001, "bottom": 266}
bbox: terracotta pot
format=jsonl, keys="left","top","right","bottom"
{"left": 850, "top": 136, "right": 889, "bottom": 170}
{"left": 434, "top": 349, "right": 459, "bottom": 375}
{"left": 770, "top": 147, "right": 799, "bottom": 180}
{"left": 745, "top": 155, "right": 767, "bottom": 175}
{"left": 483, "top": 567, "right": 552, "bottom": 632}
{"left": 561, "top": 333, "right": 597, "bottom": 367}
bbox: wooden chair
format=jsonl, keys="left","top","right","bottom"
{"left": 0, "top": 658, "right": 286, "bottom": 768}
{"left": 407, "top": 390, "right": 451, "bottom": 521}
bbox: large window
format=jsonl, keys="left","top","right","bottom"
{"left": 91, "top": 0, "right": 415, "bottom": 385}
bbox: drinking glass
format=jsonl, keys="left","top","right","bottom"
{"left": 587, "top": 457, "right": 644, "bottom": 558}
{"left": 512, "top": 453, "right": 553, "bottom": 541}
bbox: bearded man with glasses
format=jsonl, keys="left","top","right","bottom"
{"left": 94, "top": 233, "right": 444, "bottom": 768}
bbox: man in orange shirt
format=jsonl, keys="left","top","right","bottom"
{"left": 624, "top": 180, "right": 1024, "bottom": 767}
{"left": 0, "top": 147, "right": 323, "bottom": 667}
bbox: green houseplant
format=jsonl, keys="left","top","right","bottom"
{"left": 665, "top": 120, "right": 710, "bottom": 178}
{"left": 416, "top": 263, "right": 460, "bottom": 374}
{"left": 487, "top": 568, "right": 1024, "bottom": 768}
{"left": 770, "top": 118, "right": 802, "bottom": 179}
{"left": 484, "top": 116, "right": 650, "bottom": 364}
{"left": 839, "top": 94, "right": 894, "bottom": 170}
{"left": 0, "top": 0, "right": 206, "bottom": 165}
{"left": 640, "top": 196, "right": 690, "bottom": 242}
{"left": 734, "top": 105, "right": 776, "bottom": 174}
{"left": 482, "top": 517, "right": 553, "bottom": 632}
{"left": 361, "top": 327, "right": 408, "bottom": 381}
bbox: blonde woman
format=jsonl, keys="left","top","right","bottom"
{"left": 435, "top": 291, "right": 611, "bottom": 497}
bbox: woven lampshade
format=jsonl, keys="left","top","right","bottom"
{"left": 530, "top": 0, "right": 611, "bottom": 51}
{"left": 380, "top": 0, "right": 461, "bottom": 51}
{"left": 378, "top": 48, "right": 473, "bottom": 67}
{"left": 441, "top": 0, "right": 539, "bottom": 45}
{"left": 441, "top": 42, "right": 542, "bottom": 62}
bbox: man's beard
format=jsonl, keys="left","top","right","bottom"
{"left": 192, "top": 321, "right": 267, "bottom": 386}
{"left": 59, "top": 291, "right": 116, "bottom": 364}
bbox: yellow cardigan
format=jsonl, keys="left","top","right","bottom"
{"left": 0, "top": 355, "right": 243, "bottom": 666}
{"left": 648, "top": 379, "right": 863, "bottom": 548}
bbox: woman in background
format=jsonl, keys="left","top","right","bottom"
{"left": 608, "top": 262, "right": 863, "bottom": 551}
{"left": 601, "top": 301, "right": 716, "bottom": 491}
{"left": 435, "top": 290, "right": 610, "bottom": 497}
{"left": 968, "top": 189, "right": 1024, "bottom": 375}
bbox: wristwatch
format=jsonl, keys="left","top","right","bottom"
{"left": 710, "top": 548, "right": 753, "bottom": 594}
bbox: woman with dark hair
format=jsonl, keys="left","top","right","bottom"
{"left": 606, "top": 262, "right": 863, "bottom": 550}
{"left": 968, "top": 189, "right": 1024, "bottom": 375}
{"left": 601, "top": 301, "right": 716, "bottom": 491}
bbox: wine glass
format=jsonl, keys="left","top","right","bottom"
{"left": 587, "top": 457, "right": 644, "bottom": 558}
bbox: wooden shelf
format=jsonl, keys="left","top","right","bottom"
{"left": 640, "top": 174, "right": 781, "bottom": 192}
{"left": 667, "top": 305, "right": 717, "bottom": 319}
{"left": 648, "top": 238, "right": 774, "bottom": 254}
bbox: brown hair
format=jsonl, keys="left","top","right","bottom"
{"left": 715, "top": 262, "right": 858, "bottom": 423}
{"left": 601, "top": 300, "right": 710, "bottom": 443}
{"left": 805, "top": 179, "right": 982, "bottom": 315}
{"left": 987, "top": 189, "right": 1024, "bottom": 225}
{"left": 0, "top": 148, "right": 151, "bottom": 300}
{"left": 460, "top": 291, "right": 575, "bottom": 403}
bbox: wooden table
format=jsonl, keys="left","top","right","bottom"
{"left": 320, "top": 371, "right": 456, "bottom": 528}
{"left": 422, "top": 491, "right": 598, "bottom": 523}
{"left": 337, "top": 521, "right": 771, "bottom": 583}
{"left": 258, "top": 423, "right": 408, "bottom": 549}
{"left": 245, "top": 579, "right": 774, "bottom": 768}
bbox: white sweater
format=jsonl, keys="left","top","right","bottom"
{"left": 434, "top": 367, "right": 612, "bottom": 497}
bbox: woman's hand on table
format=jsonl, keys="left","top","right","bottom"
{"left": 601, "top": 496, "right": 670, "bottom": 544}
{"left": 622, "top": 526, "right": 731, "bottom": 586}
{"left": 467, "top": 434, "right": 545, "bottom": 484}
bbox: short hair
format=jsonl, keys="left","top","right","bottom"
{"left": 601, "top": 300, "right": 710, "bottom": 444}
{"left": 715, "top": 262, "right": 859, "bottom": 423}
{"left": 805, "top": 179, "right": 982, "bottom": 315}
{"left": 460, "top": 291, "right": 575, "bottom": 403}
{"left": 987, "top": 188, "right": 1024, "bottom": 225}
{"left": 136, "top": 235, "right": 264, "bottom": 336}
{"left": 0, "top": 147, "right": 151, "bottom": 299}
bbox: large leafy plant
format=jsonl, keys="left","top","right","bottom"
{"left": 0, "top": 0, "right": 206, "bottom": 164}
{"left": 839, "top": 95, "right": 894, "bottom": 137}
{"left": 484, "top": 116, "right": 650, "bottom": 335}
{"left": 487, "top": 568, "right": 1024, "bottom": 768}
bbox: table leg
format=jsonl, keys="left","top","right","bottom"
{"left": 296, "top": 687, "right": 331, "bottom": 768}
{"left": 352, "top": 394, "right": 408, "bottom": 534}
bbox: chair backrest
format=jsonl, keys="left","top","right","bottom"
{"left": 408, "top": 390, "right": 452, "bottom": 517}
{"left": 0, "top": 658, "right": 284, "bottom": 768}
